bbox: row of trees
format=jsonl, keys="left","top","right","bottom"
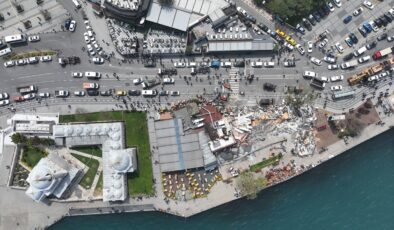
{"left": 236, "top": 171, "right": 267, "bottom": 200}
{"left": 11, "top": 133, "right": 55, "bottom": 146}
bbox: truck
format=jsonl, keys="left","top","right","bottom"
{"left": 340, "top": 60, "right": 358, "bottom": 69}
{"left": 17, "top": 85, "right": 37, "bottom": 94}
{"left": 347, "top": 63, "right": 384, "bottom": 85}
{"left": 141, "top": 79, "right": 160, "bottom": 89}
{"left": 372, "top": 47, "right": 394, "bottom": 60}
{"left": 58, "top": 56, "right": 80, "bottom": 66}
{"left": 353, "top": 46, "right": 367, "bottom": 57}
{"left": 158, "top": 68, "right": 177, "bottom": 76}
{"left": 55, "top": 90, "right": 69, "bottom": 97}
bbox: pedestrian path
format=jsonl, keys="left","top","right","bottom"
{"left": 229, "top": 68, "right": 240, "bottom": 100}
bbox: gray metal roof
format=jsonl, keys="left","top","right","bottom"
{"left": 208, "top": 38, "right": 274, "bottom": 52}
{"left": 154, "top": 119, "right": 205, "bottom": 172}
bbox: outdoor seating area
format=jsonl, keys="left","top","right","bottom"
{"left": 162, "top": 169, "right": 222, "bottom": 200}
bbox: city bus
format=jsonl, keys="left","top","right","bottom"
{"left": 4, "top": 34, "right": 27, "bottom": 45}
{"left": 332, "top": 90, "right": 355, "bottom": 101}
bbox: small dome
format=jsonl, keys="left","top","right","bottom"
{"left": 111, "top": 132, "right": 120, "bottom": 141}
{"left": 111, "top": 142, "right": 121, "bottom": 150}
{"left": 30, "top": 166, "right": 54, "bottom": 191}
{"left": 114, "top": 189, "right": 122, "bottom": 199}
{"left": 110, "top": 152, "right": 131, "bottom": 173}
{"left": 112, "top": 173, "right": 122, "bottom": 180}
{"left": 113, "top": 180, "right": 122, "bottom": 189}
{"left": 84, "top": 126, "right": 91, "bottom": 135}
{"left": 76, "top": 126, "right": 83, "bottom": 135}
{"left": 65, "top": 126, "right": 74, "bottom": 136}
{"left": 112, "top": 125, "right": 120, "bottom": 131}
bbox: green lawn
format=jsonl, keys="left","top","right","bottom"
{"left": 71, "top": 146, "right": 102, "bottom": 157}
{"left": 61, "top": 111, "right": 153, "bottom": 196}
{"left": 21, "top": 146, "right": 48, "bottom": 168}
{"left": 94, "top": 172, "right": 103, "bottom": 197}
{"left": 250, "top": 154, "right": 283, "bottom": 172}
{"left": 71, "top": 153, "right": 100, "bottom": 189}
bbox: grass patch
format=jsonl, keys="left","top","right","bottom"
{"left": 263, "top": 0, "right": 326, "bottom": 26}
{"left": 71, "top": 153, "right": 99, "bottom": 189}
{"left": 8, "top": 50, "right": 57, "bottom": 60}
{"left": 250, "top": 153, "right": 283, "bottom": 172}
{"left": 71, "top": 146, "right": 102, "bottom": 157}
{"left": 61, "top": 111, "right": 153, "bottom": 196}
{"left": 93, "top": 172, "right": 103, "bottom": 197}
{"left": 21, "top": 146, "right": 48, "bottom": 168}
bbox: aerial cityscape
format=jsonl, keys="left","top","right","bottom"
{"left": 0, "top": 0, "right": 394, "bottom": 229}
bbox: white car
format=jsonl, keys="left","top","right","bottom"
{"left": 345, "top": 37, "right": 353, "bottom": 47}
{"left": 363, "top": 0, "right": 374, "bottom": 10}
{"left": 358, "top": 56, "right": 370, "bottom": 63}
{"left": 0, "top": 92, "right": 9, "bottom": 100}
{"left": 389, "top": 9, "right": 394, "bottom": 17}
{"left": 92, "top": 57, "right": 104, "bottom": 64}
{"left": 39, "top": 92, "right": 50, "bottom": 98}
{"left": 307, "top": 41, "right": 313, "bottom": 53}
{"left": 379, "top": 71, "right": 388, "bottom": 78}
{"left": 330, "top": 75, "right": 344, "bottom": 82}
{"left": 368, "top": 75, "right": 379, "bottom": 82}
{"left": 72, "top": 72, "right": 83, "bottom": 78}
{"left": 333, "top": 0, "right": 342, "bottom": 7}
{"left": 319, "top": 38, "right": 328, "bottom": 49}
{"left": 133, "top": 78, "right": 143, "bottom": 85}
{"left": 84, "top": 35, "right": 90, "bottom": 43}
{"left": 40, "top": 56, "right": 52, "bottom": 62}
{"left": 23, "top": 93, "right": 36, "bottom": 100}
{"left": 369, "top": 21, "right": 379, "bottom": 32}
{"left": 16, "top": 59, "right": 27, "bottom": 66}
{"left": 335, "top": 42, "right": 344, "bottom": 53}
{"left": 331, "top": 85, "right": 343, "bottom": 91}
{"left": 4, "top": 60, "right": 15, "bottom": 67}
{"left": 327, "top": 2, "right": 335, "bottom": 12}
{"left": 323, "top": 56, "right": 336, "bottom": 64}
{"left": 28, "top": 35, "right": 40, "bottom": 42}
{"left": 295, "top": 44, "right": 305, "bottom": 55}
{"left": 353, "top": 7, "right": 363, "bottom": 16}
{"left": 174, "top": 62, "right": 185, "bottom": 68}
{"left": 310, "top": 57, "right": 322, "bottom": 66}
{"left": 74, "top": 91, "right": 85, "bottom": 96}
{"left": 388, "top": 36, "right": 394, "bottom": 42}
{"left": 320, "top": 77, "right": 329, "bottom": 82}
{"left": 69, "top": 20, "right": 76, "bottom": 32}
{"left": 328, "top": 64, "right": 339, "bottom": 70}
{"left": 163, "top": 78, "right": 175, "bottom": 84}
{"left": 28, "top": 57, "right": 39, "bottom": 64}
{"left": 0, "top": 99, "right": 10, "bottom": 106}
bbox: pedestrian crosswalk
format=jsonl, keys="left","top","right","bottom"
{"left": 228, "top": 68, "right": 239, "bottom": 100}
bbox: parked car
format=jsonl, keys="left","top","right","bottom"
{"left": 159, "top": 90, "right": 169, "bottom": 96}
{"left": 387, "top": 36, "right": 394, "bottom": 42}
{"left": 69, "top": 20, "right": 76, "bottom": 32}
{"left": 333, "top": 0, "right": 342, "bottom": 7}
{"left": 23, "top": 93, "right": 36, "bottom": 100}
{"left": 92, "top": 57, "right": 104, "bottom": 64}
{"left": 335, "top": 42, "right": 344, "bottom": 53}
{"left": 358, "top": 55, "right": 371, "bottom": 63}
{"left": 133, "top": 78, "right": 143, "bottom": 85}
{"left": 343, "top": 53, "right": 354, "bottom": 61}
{"left": 330, "top": 75, "right": 344, "bottom": 82}
{"left": 0, "top": 100, "right": 10, "bottom": 106}
{"left": 353, "top": 7, "right": 363, "bottom": 16}
{"left": 72, "top": 72, "right": 83, "bottom": 78}
{"left": 323, "top": 56, "right": 336, "bottom": 64}
{"left": 74, "top": 91, "right": 85, "bottom": 96}
{"left": 28, "top": 35, "right": 40, "bottom": 42}
{"left": 4, "top": 60, "right": 15, "bottom": 67}
{"left": 331, "top": 85, "right": 343, "bottom": 91}
{"left": 38, "top": 92, "right": 50, "bottom": 98}
{"left": 328, "top": 64, "right": 339, "bottom": 70}
{"left": 307, "top": 41, "right": 313, "bottom": 53}
{"left": 343, "top": 15, "right": 352, "bottom": 24}
{"left": 40, "top": 56, "right": 52, "bottom": 62}
{"left": 100, "top": 90, "right": 112, "bottom": 96}
{"left": 310, "top": 57, "right": 322, "bottom": 65}
{"left": 349, "top": 33, "right": 358, "bottom": 44}
{"left": 345, "top": 37, "right": 353, "bottom": 47}
{"left": 363, "top": 0, "right": 374, "bottom": 10}
{"left": 319, "top": 38, "right": 328, "bottom": 48}
{"left": 128, "top": 90, "right": 141, "bottom": 96}
{"left": 295, "top": 44, "right": 305, "bottom": 55}
{"left": 0, "top": 93, "right": 9, "bottom": 100}
{"left": 170, "top": 91, "right": 180, "bottom": 96}
{"left": 377, "top": 33, "right": 388, "bottom": 41}
{"left": 366, "top": 41, "right": 377, "bottom": 50}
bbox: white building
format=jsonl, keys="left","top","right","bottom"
{"left": 7, "top": 113, "right": 59, "bottom": 135}
{"left": 52, "top": 122, "right": 137, "bottom": 202}
{"left": 25, "top": 153, "right": 81, "bottom": 203}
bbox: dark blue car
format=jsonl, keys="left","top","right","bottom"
{"left": 363, "top": 22, "right": 372, "bottom": 33}
{"left": 343, "top": 15, "right": 352, "bottom": 24}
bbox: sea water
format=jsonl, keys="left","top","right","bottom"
{"left": 51, "top": 128, "right": 394, "bottom": 230}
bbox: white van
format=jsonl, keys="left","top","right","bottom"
{"left": 251, "top": 61, "right": 263, "bottom": 68}
{"left": 85, "top": 71, "right": 101, "bottom": 79}
{"left": 303, "top": 71, "right": 317, "bottom": 79}
{"left": 353, "top": 46, "right": 367, "bottom": 57}
{"left": 72, "top": 0, "right": 81, "bottom": 9}
{"left": 141, "top": 90, "right": 157, "bottom": 97}
{"left": 221, "top": 62, "right": 232, "bottom": 68}
{"left": 0, "top": 47, "right": 12, "bottom": 57}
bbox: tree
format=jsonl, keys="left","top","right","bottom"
{"left": 11, "top": 133, "right": 27, "bottom": 145}
{"left": 236, "top": 171, "right": 267, "bottom": 199}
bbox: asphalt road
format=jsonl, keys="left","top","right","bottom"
{"left": 0, "top": 0, "right": 393, "bottom": 114}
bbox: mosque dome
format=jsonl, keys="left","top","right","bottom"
{"left": 109, "top": 152, "right": 132, "bottom": 173}
{"left": 29, "top": 166, "right": 55, "bottom": 191}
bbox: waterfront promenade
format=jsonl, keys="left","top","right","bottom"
{"left": 0, "top": 101, "right": 393, "bottom": 229}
